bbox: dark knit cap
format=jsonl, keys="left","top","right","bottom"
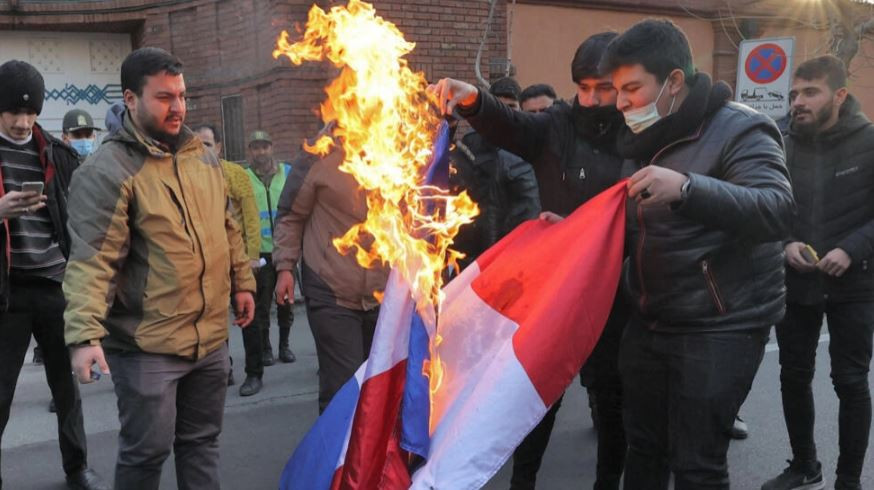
{"left": 0, "top": 60, "right": 45, "bottom": 115}
{"left": 489, "top": 77, "right": 522, "bottom": 100}
{"left": 571, "top": 32, "right": 618, "bottom": 82}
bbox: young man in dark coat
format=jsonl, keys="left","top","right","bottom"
{"left": 602, "top": 20, "right": 794, "bottom": 489}
{"left": 762, "top": 55, "right": 874, "bottom": 490}
{"left": 0, "top": 60, "right": 107, "bottom": 490}
{"left": 432, "top": 32, "right": 630, "bottom": 490}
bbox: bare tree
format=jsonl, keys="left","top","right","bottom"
{"left": 827, "top": 0, "right": 874, "bottom": 67}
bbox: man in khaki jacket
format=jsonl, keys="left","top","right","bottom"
{"left": 274, "top": 140, "right": 389, "bottom": 413}
{"left": 63, "top": 47, "right": 255, "bottom": 490}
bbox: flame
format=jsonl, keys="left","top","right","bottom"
{"left": 274, "top": 0, "right": 478, "bottom": 419}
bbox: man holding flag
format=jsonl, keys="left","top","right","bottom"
{"left": 434, "top": 18, "right": 795, "bottom": 489}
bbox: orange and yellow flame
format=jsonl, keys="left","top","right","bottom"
{"left": 273, "top": 0, "right": 477, "bottom": 411}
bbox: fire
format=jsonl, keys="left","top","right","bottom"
{"left": 273, "top": 0, "right": 477, "bottom": 416}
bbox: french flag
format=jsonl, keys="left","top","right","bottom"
{"left": 279, "top": 126, "right": 627, "bottom": 489}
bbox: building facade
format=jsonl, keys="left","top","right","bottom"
{"left": 2, "top": 0, "right": 873, "bottom": 159}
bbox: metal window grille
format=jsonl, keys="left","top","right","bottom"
{"left": 221, "top": 95, "right": 245, "bottom": 162}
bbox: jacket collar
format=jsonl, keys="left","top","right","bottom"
{"left": 617, "top": 73, "right": 732, "bottom": 161}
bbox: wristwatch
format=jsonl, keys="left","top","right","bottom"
{"left": 679, "top": 176, "right": 692, "bottom": 202}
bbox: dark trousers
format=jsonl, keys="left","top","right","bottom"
{"left": 511, "top": 305, "right": 627, "bottom": 490}
{"left": 107, "top": 343, "right": 229, "bottom": 490}
{"left": 619, "top": 318, "right": 767, "bottom": 490}
{"left": 0, "top": 278, "right": 87, "bottom": 487}
{"left": 243, "top": 254, "right": 293, "bottom": 377}
{"left": 306, "top": 298, "right": 378, "bottom": 413}
{"left": 775, "top": 301, "right": 874, "bottom": 481}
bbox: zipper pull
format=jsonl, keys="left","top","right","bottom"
{"left": 701, "top": 260, "right": 708, "bottom": 273}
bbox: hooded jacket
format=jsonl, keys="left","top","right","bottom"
{"left": 63, "top": 114, "right": 255, "bottom": 359}
{"left": 784, "top": 95, "right": 874, "bottom": 304}
{"left": 0, "top": 123, "right": 78, "bottom": 311}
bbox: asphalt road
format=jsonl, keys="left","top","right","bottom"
{"left": 2, "top": 309, "right": 872, "bottom": 489}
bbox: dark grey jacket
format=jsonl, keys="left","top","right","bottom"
{"left": 624, "top": 102, "right": 795, "bottom": 332}
{"left": 784, "top": 95, "right": 874, "bottom": 304}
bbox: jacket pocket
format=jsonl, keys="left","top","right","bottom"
{"left": 701, "top": 259, "right": 727, "bottom": 315}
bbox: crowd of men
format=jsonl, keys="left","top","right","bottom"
{"left": 0, "top": 14, "right": 870, "bottom": 490}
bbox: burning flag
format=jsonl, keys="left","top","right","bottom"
{"left": 274, "top": 1, "right": 627, "bottom": 489}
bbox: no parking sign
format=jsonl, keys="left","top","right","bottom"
{"left": 736, "top": 37, "right": 794, "bottom": 119}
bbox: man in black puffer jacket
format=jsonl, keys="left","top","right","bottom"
{"left": 599, "top": 20, "right": 794, "bottom": 489}
{"left": 762, "top": 55, "right": 874, "bottom": 490}
{"left": 433, "top": 32, "right": 631, "bottom": 490}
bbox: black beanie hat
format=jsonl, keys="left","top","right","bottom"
{"left": 0, "top": 60, "right": 45, "bottom": 115}
{"left": 571, "top": 32, "right": 618, "bottom": 83}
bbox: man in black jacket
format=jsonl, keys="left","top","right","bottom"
{"left": 432, "top": 32, "right": 630, "bottom": 490}
{"left": 600, "top": 20, "right": 794, "bottom": 489}
{"left": 450, "top": 78, "right": 540, "bottom": 271}
{"left": 762, "top": 55, "right": 874, "bottom": 490}
{"left": 0, "top": 60, "right": 106, "bottom": 490}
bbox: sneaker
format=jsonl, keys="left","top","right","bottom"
{"left": 730, "top": 416, "right": 749, "bottom": 440}
{"left": 761, "top": 460, "right": 824, "bottom": 490}
{"left": 238, "top": 376, "right": 262, "bottom": 397}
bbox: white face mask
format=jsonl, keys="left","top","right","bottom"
{"left": 623, "top": 78, "right": 677, "bottom": 134}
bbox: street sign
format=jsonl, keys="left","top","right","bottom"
{"left": 736, "top": 37, "right": 794, "bottom": 119}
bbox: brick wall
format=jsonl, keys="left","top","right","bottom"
{"left": 1, "top": 0, "right": 508, "bottom": 161}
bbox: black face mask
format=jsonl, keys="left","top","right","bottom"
{"left": 572, "top": 97, "right": 622, "bottom": 140}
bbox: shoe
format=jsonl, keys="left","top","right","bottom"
{"left": 761, "top": 460, "right": 824, "bottom": 490}
{"left": 227, "top": 369, "right": 235, "bottom": 386}
{"left": 279, "top": 344, "right": 296, "bottom": 363}
{"left": 32, "top": 346, "right": 44, "bottom": 365}
{"left": 49, "top": 399, "right": 56, "bottom": 413}
{"left": 66, "top": 467, "right": 109, "bottom": 490}
{"left": 262, "top": 349, "right": 275, "bottom": 367}
{"left": 730, "top": 416, "right": 749, "bottom": 440}
{"left": 239, "top": 376, "right": 262, "bottom": 397}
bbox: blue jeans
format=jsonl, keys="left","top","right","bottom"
{"left": 619, "top": 318, "right": 768, "bottom": 490}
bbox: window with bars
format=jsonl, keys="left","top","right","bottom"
{"left": 221, "top": 95, "right": 245, "bottom": 162}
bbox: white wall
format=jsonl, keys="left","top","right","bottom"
{"left": 0, "top": 31, "right": 131, "bottom": 136}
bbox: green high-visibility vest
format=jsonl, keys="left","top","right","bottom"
{"left": 246, "top": 163, "right": 291, "bottom": 254}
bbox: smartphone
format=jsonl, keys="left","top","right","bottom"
{"left": 800, "top": 244, "right": 820, "bottom": 264}
{"left": 20, "top": 181, "right": 44, "bottom": 195}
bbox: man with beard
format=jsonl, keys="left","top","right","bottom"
{"left": 431, "top": 31, "right": 630, "bottom": 490}
{"left": 64, "top": 47, "right": 255, "bottom": 489}
{"left": 762, "top": 55, "right": 874, "bottom": 490}
{"left": 239, "top": 130, "right": 296, "bottom": 397}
